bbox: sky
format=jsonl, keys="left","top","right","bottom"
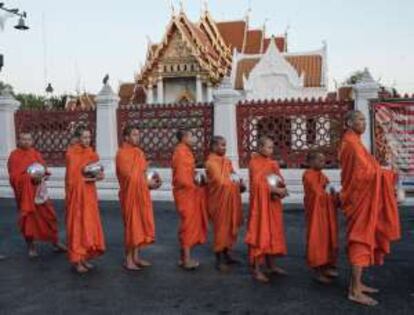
{"left": 0, "top": 0, "right": 413, "bottom": 95}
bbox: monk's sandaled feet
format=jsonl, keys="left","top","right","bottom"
{"left": 82, "top": 261, "right": 95, "bottom": 270}
{"left": 75, "top": 263, "right": 89, "bottom": 274}
{"left": 361, "top": 283, "right": 379, "bottom": 294}
{"left": 348, "top": 291, "right": 378, "bottom": 306}
{"left": 181, "top": 259, "right": 200, "bottom": 270}
{"left": 53, "top": 243, "right": 67, "bottom": 253}
{"left": 123, "top": 262, "right": 141, "bottom": 271}
{"left": 314, "top": 273, "right": 333, "bottom": 284}
{"left": 324, "top": 268, "right": 339, "bottom": 278}
{"left": 135, "top": 259, "right": 152, "bottom": 268}
{"left": 253, "top": 271, "right": 270, "bottom": 283}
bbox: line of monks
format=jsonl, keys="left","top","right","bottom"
{"left": 2, "top": 110, "right": 401, "bottom": 306}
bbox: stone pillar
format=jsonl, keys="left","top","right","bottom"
{"left": 196, "top": 75, "right": 203, "bottom": 103}
{"left": 353, "top": 68, "right": 380, "bottom": 151}
{"left": 0, "top": 89, "right": 20, "bottom": 168}
{"left": 157, "top": 77, "right": 164, "bottom": 104}
{"left": 213, "top": 76, "right": 241, "bottom": 168}
{"left": 95, "top": 83, "right": 120, "bottom": 172}
{"left": 207, "top": 82, "right": 213, "bottom": 102}
{"left": 147, "top": 84, "right": 154, "bottom": 104}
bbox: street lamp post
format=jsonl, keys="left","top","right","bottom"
{"left": 0, "top": 2, "right": 30, "bottom": 72}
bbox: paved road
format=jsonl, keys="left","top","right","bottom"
{"left": 0, "top": 198, "right": 413, "bottom": 315}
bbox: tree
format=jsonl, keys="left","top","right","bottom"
{"left": 0, "top": 80, "right": 14, "bottom": 94}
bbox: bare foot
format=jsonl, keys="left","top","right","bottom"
{"left": 135, "top": 259, "right": 152, "bottom": 268}
{"left": 314, "top": 273, "right": 333, "bottom": 284}
{"left": 324, "top": 267, "right": 339, "bottom": 278}
{"left": 28, "top": 248, "right": 39, "bottom": 259}
{"left": 75, "top": 263, "right": 89, "bottom": 274}
{"left": 253, "top": 270, "right": 270, "bottom": 283}
{"left": 216, "top": 262, "right": 230, "bottom": 272}
{"left": 82, "top": 261, "right": 95, "bottom": 270}
{"left": 53, "top": 243, "right": 67, "bottom": 253}
{"left": 361, "top": 283, "right": 379, "bottom": 294}
{"left": 348, "top": 291, "right": 378, "bottom": 306}
{"left": 266, "top": 265, "right": 288, "bottom": 276}
{"left": 123, "top": 261, "right": 141, "bottom": 271}
{"left": 181, "top": 259, "right": 200, "bottom": 270}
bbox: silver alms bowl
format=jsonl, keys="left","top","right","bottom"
{"left": 27, "top": 163, "right": 46, "bottom": 179}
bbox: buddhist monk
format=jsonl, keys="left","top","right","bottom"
{"left": 7, "top": 132, "right": 66, "bottom": 258}
{"left": 65, "top": 126, "right": 106, "bottom": 273}
{"left": 116, "top": 125, "right": 160, "bottom": 271}
{"left": 339, "top": 110, "right": 401, "bottom": 306}
{"left": 245, "top": 136, "right": 288, "bottom": 282}
{"left": 172, "top": 129, "right": 208, "bottom": 270}
{"left": 206, "top": 136, "right": 245, "bottom": 272}
{"left": 302, "top": 151, "right": 339, "bottom": 284}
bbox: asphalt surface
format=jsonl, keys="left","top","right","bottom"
{"left": 0, "top": 198, "right": 413, "bottom": 315}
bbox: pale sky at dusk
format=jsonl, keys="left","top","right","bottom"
{"left": 0, "top": 0, "right": 413, "bottom": 95}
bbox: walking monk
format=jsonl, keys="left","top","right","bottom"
{"left": 245, "top": 136, "right": 288, "bottom": 282}
{"left": 206, "top": 136, "right": 244, "bottom": 272}
{"left": 65, "top": 126, "right": 106, "bottom": 273}
{"left": 339, "top": 110, "right": 401, "bottom": 306}
{"left": 8, "top": 131, "right": 66, "bottom": 258}
{"left": 303, "top": 151, "right": 339, "bottom": 284}
{"left": 172, "top": 129, "right": 208, "bottom": 270}
{"left": 116, "top": 125, "right": 159, "bottom": 271}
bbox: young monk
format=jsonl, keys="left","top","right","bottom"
{"left": 116, "top": 125, "right": 159, "bottom": 271}
{"left": 7, "top": 131, "right": 66, "bottom": 258}
{"left": 245, "top": 136, "right": 288, "bottom": 282}
{"left": 206, "top": 136, "right": 244, "bottom": 272}
{"left": 65, "top": 126, "right": 106, "bottom": 273}
{"left": 339, "top": 110, "right": 401, "bottom": 306}
{"left": 172, "top": 129, "right": 208, "bottom": 270}
{"left": 302, "top": 151, "right": 339, "bottom": 284}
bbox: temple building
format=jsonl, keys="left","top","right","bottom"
{"left": 119, "top": 9, "right": 328, "bottom": 105}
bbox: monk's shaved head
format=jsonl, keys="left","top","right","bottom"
{"left": 258, "top": 136, "right": 274, "bottom": 158}
{"left": 18, "top": 131, "right": 33, "bottom": 150}
{"left": 345, "top": 110, "right": 366, "bottom": 134}
{"left": 210, "top": 135, "right": 226, "bottom": 156}
{"left": 258, "top": 136, "right": 273, "bottom": 149}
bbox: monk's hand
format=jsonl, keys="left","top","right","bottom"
{"left": 239, "top": 180, "right": 247, "bottom": 193}
{"left": 32, "top": 176, "right": 42, "bottom": 185}
{"left": 95, "top": 171, "right": 105, "bottom": 181}
{"left": 271, "top": 187, "right": 288, "bottom": 199}
{"left": 149, "top": 178, "right": 162, "bottom": 190}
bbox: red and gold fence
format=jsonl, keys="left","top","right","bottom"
{"left": 117, "top": 103, "right": 214, "bottom": 167}
{"left": 14, "top": 109, "right": 97, "bottom": 166}
{"left": 371, "top": 95, "right": 414, "bottom": 175}
{"left": 236, "top": 98, "right": 354, "bottom": 168}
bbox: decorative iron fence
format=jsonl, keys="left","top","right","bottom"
{"left": 236, "top": 98, "right": 354, "bottom": 168}
{"left": 117, "top": 102, "right": 214, "bottom": 167}
{"left": 14, "top": 109, "right": 97, "bottom": 166}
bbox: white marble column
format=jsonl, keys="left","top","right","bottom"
{"left": 0, "top": 89, "right": 20, "bottom": 169}
{"left": 196, "top": 75, "right": 203, "bottom": 103}
{"left": 157, "top": 77, "right": 164, "bottom": 104}
{"left": 95, "top": 83, "right": 120, "bottom": 172}
{"left": 207, "top": 82, "right": 213, "bottom": 102}
{"left": 213, "top": 76, "right": 241, "bottom": 168}
{"left": 147, "top": 84, "right": 154, "bottom": 104}
{"left": 353, "top": 68, "right": 380, "bottom": 152}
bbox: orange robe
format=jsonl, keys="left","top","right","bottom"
{"left": 339, "top": 130, "right": 401, "bottom": 267}
{"left": 172, "top": 143, "right": 208, "bottom": 249}
{"left": 206, "top": 153, "right": 242, "bottom": 253}
{"left": 302, "top": 169, "right": 338, "bottom": 268}
{"left": 116, "top": 143, "right": 155, "bottom": 250}
{"left": 8, "top": 148, "right": 58, "bottom": 243}
{"left": 65, "top": 144, "right": 105, "bottom": 263}
{"left": 245, "top": 154, "right": 287, "bottom": 264}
